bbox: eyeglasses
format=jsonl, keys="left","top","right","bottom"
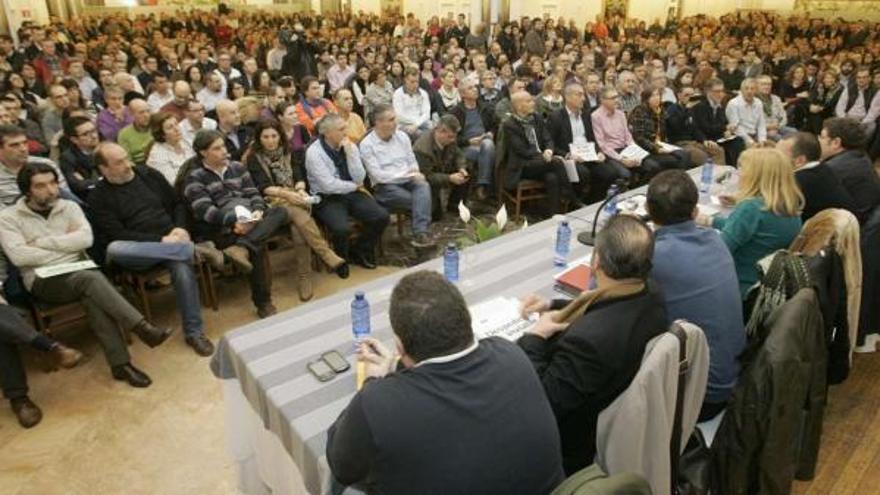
{"left": 77, "top": 128, "right": 98, "bottom": 137}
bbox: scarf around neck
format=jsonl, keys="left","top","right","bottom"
{"left": 553, "top": 279, "right": 646, "bottom": 325}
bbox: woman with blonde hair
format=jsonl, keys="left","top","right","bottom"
{"left": 699, "top": 148, "right": 803, "bottom": 297}
{"left": 535, "top": 74, "right": 564, "bottom": 120}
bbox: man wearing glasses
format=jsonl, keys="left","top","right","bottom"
{"left": 59, "top": 116, "right": 101, "bottom": 199}
{"left": 591, "top": 87, "right": 651, "bottom": 182}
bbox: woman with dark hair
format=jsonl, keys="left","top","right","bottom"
{"left": 275, "top": 101, "right": 310, "bottom": 166}
{"left": 388, "top": 60, "right": 405, "bottom": 89}
{"left": 244, "top": 119, "right": 347, "bottom": 301}
{"left": 227, "top": 78, "right": 247, "bottom": 99}
{"left": 146, "top": 111, "right": 194, "bottom": 185}
{"left": 673, "top": 68, "right": 695, "bottom": 91}
{"left": 3, "top": 71, "right": 41, "bottom": 107}
{"left": 251, "top": 69, "right": 274, "bottom": 97}
{"left": 185, "top": 65, "right": 205, "bottom": 93}
{"left": 629, "top": 88, "right": 691, "bottom": 175}
{"left": 59, "top": 79, "right": 97, "bottom": 119}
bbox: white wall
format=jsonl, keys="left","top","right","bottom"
{"left": 402, "top": 0, "right": 482, "bottom": 25}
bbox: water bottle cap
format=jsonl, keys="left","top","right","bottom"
{"left": 354, "top": 291, "right": 365, "bottom": 299}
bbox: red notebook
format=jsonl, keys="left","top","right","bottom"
{"left": 555, "top": 264, "right": 592, "bottom": 297}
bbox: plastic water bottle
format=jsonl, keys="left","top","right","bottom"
{"left": 443, "top": 243, "right": 459, "bottom": 282}
{"left": 700, "top": 158, "right": 714, "bottom": 204}
{"left": 554, "top": 220, "right": 571, "bottom": 267}
{"left": 351, "top": 292, "right": 370, "bottom": 345}
{"left": 596, "top": 184, "right": 619, "bottom": 232}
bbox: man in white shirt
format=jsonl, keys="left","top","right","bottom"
{"left": 179, "top": 99, "right": 217, "bottom": 147}
{"left": 392, "top": 67, "right": 433, "bottom": 140}
{"left": 68, "top": 59, "right": 98, "bottom": 103}
{"left": 197, "top": 72, "right": 225, "bottom": 113}
{"left": 326, "top": 56, "right": 355, "bottom": 94}
{"left": 146, "top": 73, "right": 174, "bottom": 112}
{"left": 360, "top": 105, "right": 435, "bottom": 248}
{"left": 835, "top": 67, "right": 880, "bottom": 136}
{"left": 725, "top": 78, "right": 768, "bottom": 147}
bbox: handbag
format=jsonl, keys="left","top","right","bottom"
{"left": 669, "top": 323, "right": 715, "bottom": 495}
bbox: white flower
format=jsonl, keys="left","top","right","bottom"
{"left": 458, "top": 201, "right": 471, "bottom": 224}
{"left": 495, "top": 204, "right": 508, "bottom": 231}
{"left": 521, "top": 218, "right": 529, "bottom": 230}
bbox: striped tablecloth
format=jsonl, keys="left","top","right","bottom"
{"left": 210, "top": 165, "right": 728, "bottom": 494}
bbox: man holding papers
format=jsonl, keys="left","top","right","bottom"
{"left": 591, "top": 87, "right": 665, "bottom": 181}
{"left": 0, "top": 162, "right": 172, "bottom": 388}
{"left": 548, "top": 82, "right": 629, "bottom": 202}
{"left": 692, "top": 78, "right": 746, "bottom": 165}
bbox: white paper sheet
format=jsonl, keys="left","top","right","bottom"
{"left": 619, "top": 143, "right": 650, "bottom": 162}
{"left": 34, "top": 260, "right": 98, "bottom": 279}
{"left": 470, "top": 297, "right": 536, "bottom": 342}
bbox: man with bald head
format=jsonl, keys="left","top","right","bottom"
{"left": 88, "top": 142, "right": 215, "bottom": 357}
{"left": 501, "top": 91, "right": 583, "bottom": 214}
{"left": 216, "top": 99, "right": 251, "bottom": 162}
{"left": 448, "top": 78, "right": 497, "bottom": 200}
{"left": 117, "top": 98, "right": 153, "bottom": 166}
{"left": 161, "top": 80, "right": 193, "bottom": 121}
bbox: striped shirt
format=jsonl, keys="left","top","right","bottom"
{"left": 183, "top": 161, "right": 266, "bottom": 227}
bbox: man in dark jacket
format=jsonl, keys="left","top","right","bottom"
{"left": 691, "top": 78, "right": 746, "bottom": 165}
{"left": 59, "top": 116, "right": 100, "bottom": 200}
{"left": 777, "top": 132, "right": 856, "bottom": 221}
{"left": 819, "top": 117, "right": 880, "bottom": 223}
{"left": 665, "top": 85, "right": 726, "bottom": 165}
{"left": 327, "top": 271, "right": 565, "bottom": 495}
{"left": 413, "top": 116, "right": 471, "bottom": 221}
{"left": 518, "top": 215, "right": 667, "bottom": 474}
{"left": 547, "top": 81, "right": 630, "bottom": 203}
{"left": 502, "top": 91, "right": 583, "bottom": 214}
{"left": 88, "top": 143, "right": 215, "bottom": 357}
{"left": 446, "top": 78, "right": 497, "bottom": 200}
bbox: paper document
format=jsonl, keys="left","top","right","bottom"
{"left": 470, "top": 297, "right": 535, "bottom": 342}
{"left": 562, "top": 159, "right": 580, "bottom": 183}
{"left": 34, "top": 260, "right": 98, "bottom": 279}
{"left": 234, "top": 205, "right": 257, "bottom": 223}
{"left": 658, "top": 141, "right": 682, "bottom": 152}
{"left": 619, "top": 143, "right": 650, "bottom": 162}
{"left": 716, "top": 135, "right": 738, "bottom": 143}
{"left": 570, "top": 139, "right": 599, "bottom": 162}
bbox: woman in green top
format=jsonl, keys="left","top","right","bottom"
{"left": 698, "top": 148, "right": 804, "bottom": 298}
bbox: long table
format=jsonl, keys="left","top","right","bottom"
{"left": 210, "top": 165, "right": 730, "bottom": 495}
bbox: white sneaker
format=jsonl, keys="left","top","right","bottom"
{"left": 854, "top": 333, "right": 880, "bottom": 353}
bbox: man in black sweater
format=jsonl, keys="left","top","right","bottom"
{"left": 518, "top": 215, "right": 667, "bottom": 474}
{"left": 778, "top": 132, "right": 856, "bottom": 221}
{"left": 87, "top": 143, "right": 214, "bottom": 356}
{"left": 819, "top": 117, "right": 880, "bottom": 223}
{"left": 327, "top": 271, "right": 565, "bottom": 495}
{"left": 691, "top": 78, "right": 746, "bottom": 165}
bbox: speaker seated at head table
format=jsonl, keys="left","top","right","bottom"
{"left": 516, "top": 215, "right": 668, "bottom": 474}
{"left": 326, "top": 271, "right": 565, "bottom": 494}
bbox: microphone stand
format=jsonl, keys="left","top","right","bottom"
{"left": 576, "top": 180, "right": 628, "bottom": 246}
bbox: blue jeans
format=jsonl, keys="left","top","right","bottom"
{"left": 106, "top": 241, "right": 204, "bottom": 337}
{"left": 373, "top": 180, "right": 432, "bottom": 235}
{"left": 463, "top": 138, "right": 496, "bottom": 186}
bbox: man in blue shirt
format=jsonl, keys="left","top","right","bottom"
{"left": 646, "top": 170, "right": 746, "bottom": 420}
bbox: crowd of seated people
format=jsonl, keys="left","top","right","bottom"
{"left": 0, "top": 13, "right": 879, "bottom": 494}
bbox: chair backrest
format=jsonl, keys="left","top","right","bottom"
{"left": 595, "top": 321, "right": 709, "bottom": 495}
{"left": 551, "top": 464, "right": 652, "bottom": 495}
{"left": 494, "top": 118, "right": 510, "bottom": 197}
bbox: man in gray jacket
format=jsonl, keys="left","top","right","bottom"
{"left": 306, "top": 114, "right": 389, "bottom": 269}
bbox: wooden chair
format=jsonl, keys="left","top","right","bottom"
{"left": 494, "top": 123, "right": 547, "bottom": 220}
{"left": 115, "top": 257, "right": 218, "bottom": 322}
{"left": 28, "top": 299, "right": 132, "bottom": 351}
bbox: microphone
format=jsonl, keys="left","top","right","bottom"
{"left": 576, "top": 179, "right": 628, "bottom": 246}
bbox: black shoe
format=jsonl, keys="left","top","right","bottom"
{"left": 10, "top": 397, "right": 42, "bottom": 428}
{"left": 185, "top": 334, "right": 215, "bottom": 357}
{"left": 351, "top": 252, "right": 377, "bottom": 269}
{"left": 111, "top": 364, "right": 152, "bottom": 388}
{"left": 131, "top": 320, "right": 174, "bottom": 348}
{"left": 335, "top": 262, "right": 350, "bottom": 279}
